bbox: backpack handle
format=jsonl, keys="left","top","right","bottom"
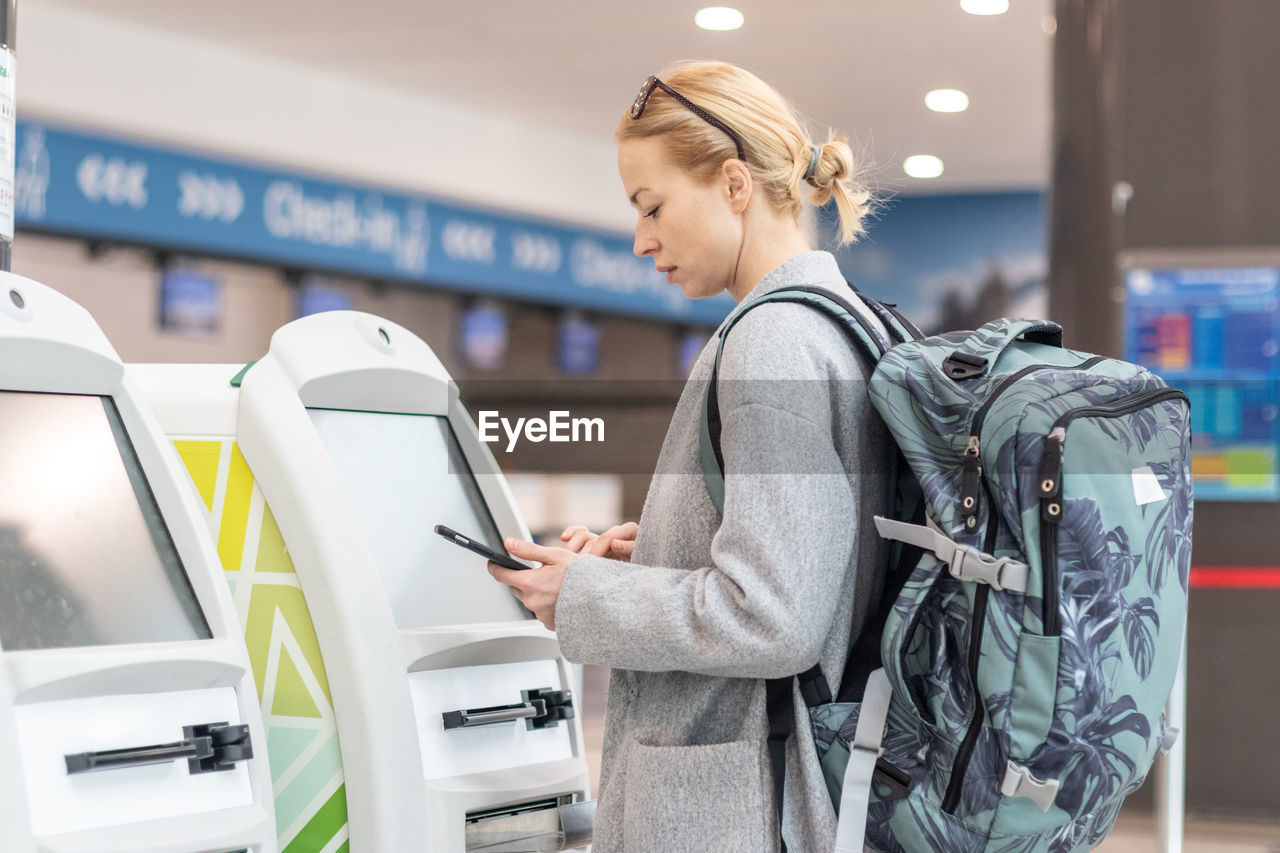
{"left": 943, "top": 319, "right": 1063, "bottom": 381}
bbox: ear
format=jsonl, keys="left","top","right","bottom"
{"left": 721, "top": 159, "right": 753, "bottom": 214}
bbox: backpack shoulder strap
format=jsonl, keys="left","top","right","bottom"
{"left": 694, "top": 284, "right": 917, "bottom": 852}
{"left": 699, "top": 285, "right": 895, "bottom": 516}
{"left": 850, "top": 288, "right": 924, "bottom": 344}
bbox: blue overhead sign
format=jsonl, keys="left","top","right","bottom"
{"left": 12, "top": 120, "right": 733, "bottom": 325}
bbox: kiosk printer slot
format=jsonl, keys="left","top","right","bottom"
{"left": 0, "top": 273, "right": 274, "bottom": 853}
{"left": 131, "top": 310, "right": 592, "bottom": 852}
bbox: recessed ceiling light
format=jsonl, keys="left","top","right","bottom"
{"left": 904, "top": 155, "right": 944, "bottom": 179}
{"left": 695, "top": 7, "right": 745, "bottom": 31}
{"left": 961, "top": 0, "right": 1009, "bottom": 15}
{"left": 925, "top": 89, "right": 970, "bottom": 113}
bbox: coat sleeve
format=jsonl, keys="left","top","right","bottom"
{"left": 553, "top": 311, "right": 863, "bottom": 678}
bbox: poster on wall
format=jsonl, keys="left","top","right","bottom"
{"left": 1122, "top": 261, "right": 1279, "bottom": 501}
{"left": 833, "top": 192, "right": 1049, "bottom": 336}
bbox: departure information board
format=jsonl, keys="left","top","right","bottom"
{"left": 1125, "top": 264, "right": 1279, "bottom": 501}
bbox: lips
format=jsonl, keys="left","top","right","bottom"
{"left": 657, "top": 264, "right": 678, "bottom": 284}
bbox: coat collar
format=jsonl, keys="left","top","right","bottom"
{"left": 717, "top": 250, "right": 847, "bottom": 332}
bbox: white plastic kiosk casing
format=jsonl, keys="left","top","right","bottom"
{"left": 131, "top": 311, "right": 592, "bottom": 852}
{"left": 0, "top": 272, "right": 275, "bottom": 853}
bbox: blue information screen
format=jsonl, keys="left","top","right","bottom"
{"left": 158, "top": 268, "right": 221, "bottom": 334}
{"left": 1125, "top": 266, "right": 1280, "bottom": 501}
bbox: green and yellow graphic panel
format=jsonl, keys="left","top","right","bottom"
{"left": 175, "top": 439, "right": 350, "bottom": 853}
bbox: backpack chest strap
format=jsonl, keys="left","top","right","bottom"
{"left": 873, "top": 516, "right": 1029, "bottom": 593}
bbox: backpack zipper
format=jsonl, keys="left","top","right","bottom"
{"left": 1035, "top": 387, "right": 1189, "bottom": 635}
{"left": 945, "top": 359, "right": 1107, "bottom": 815}
{"left": 941, "top": 477, "right": 1000, "bottom": 814}
{"left": 959, "top": 357, "right": 1106, "bottom": 530}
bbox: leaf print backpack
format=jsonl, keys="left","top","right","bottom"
{"left": 698, "top": 284, "right": 1193, "bottom": 853}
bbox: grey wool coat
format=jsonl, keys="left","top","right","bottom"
{"left": 556, "top": 251, "right": 895, "bottom": 852}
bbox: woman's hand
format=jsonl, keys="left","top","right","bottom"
{"left": 559, "top": 522, "right": 639, "bottom": 562}
{"left": 488, "top": 538, "right": 576, "bottom": 631}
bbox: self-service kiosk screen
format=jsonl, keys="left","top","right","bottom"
{"left": 308, "top": 408, "right": 532, "bottom": 627}
{"left": 0, "top": 391, "right": 212, "bottom": 651}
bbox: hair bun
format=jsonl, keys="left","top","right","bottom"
{"left": 817, "top": 140, "right": 853, "bottom": 185}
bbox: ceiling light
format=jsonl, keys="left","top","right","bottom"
{"left": 925, "top": 89, "right": 970, "bottom": 113}
{"left": 904, "top": 155, "right": 944, "bottom": 179}
{"left": 695, "top": 7, "right": 745, "bottom": 31}
{"left": 960, "top": 0, "right": 1009, "bottom": 15}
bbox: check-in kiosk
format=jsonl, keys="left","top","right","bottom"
{"left": 131, "top": 311, "right": 592, "bottom": 852}
{"left": 0, "top": 272, "right": 274, "bottom": 853}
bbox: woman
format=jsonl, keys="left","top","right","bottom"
{"left": 489, "top": 60, "right": 894, "bottom": 852}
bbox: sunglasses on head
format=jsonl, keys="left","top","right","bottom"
{"left": 630, "top": 75, "right": 746, "bottom": 164}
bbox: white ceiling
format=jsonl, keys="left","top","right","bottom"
{"left": 45, "top": 0, "right": 1055, "bottom": 195}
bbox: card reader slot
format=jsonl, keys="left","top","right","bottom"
{"left": 443, "top": 687, "right": 576, "bottom": 731}
{"left": 64, "top": 721, "right": 254, "bottom": 776}
{"left": 467, "top": 794, "right": 573, "bottom": 825}
{"left": 443, "top": 701, "right": 542, "bottom": 729}
{"left": 64, "top": 741, "right": 203, "bottom": 774}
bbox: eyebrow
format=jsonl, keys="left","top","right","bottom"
{"left": 629, "top": 187, "right": 651, "bottom": 207}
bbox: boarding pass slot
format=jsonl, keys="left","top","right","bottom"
{"left": 465, "top": 795, "right": 594, "bottom": 852}
{"left": 65, "top": 722, "right": 253, "bottom": 776}
{"left": 444, "top": 702, "right": 540, "bottom": 730}
{"left": 443, "top": 688, "right": 575, "bottom": 732}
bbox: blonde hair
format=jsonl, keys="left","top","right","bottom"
{"left": 616, "top": 60, "right": 872, "bottom": 246}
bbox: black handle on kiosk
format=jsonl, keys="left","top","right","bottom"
{"left": 442, "top": 687, "right": 576, "bottom": 732}
{"left": 442, "top": 702, "right": 542, "bottom": 729}
{"left": 65, "top": 722, "right": 254, "bottom": 776}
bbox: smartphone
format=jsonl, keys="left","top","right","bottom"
{"left": 434, "top": 524, "right": 535, "bottom": 571}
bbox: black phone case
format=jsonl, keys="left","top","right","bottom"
{"left": 434, "top": 524, "right": 532, "bottom": 571}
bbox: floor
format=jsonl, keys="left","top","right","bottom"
{"left": 1099, "top": 818, "right": 1280, "bottom": 852}
{"left": 576, "top": 665, "right": 1280, "bottom": 852}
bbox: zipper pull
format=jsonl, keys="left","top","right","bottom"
{"left": 1038, "top": 426, "right": 1066, "bottom": 522}
{"left": 960, "top": 435, "right": 982, "bottom": 533}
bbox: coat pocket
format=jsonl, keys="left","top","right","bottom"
{"left": 623, "top": 739, "right": 767, "bottom": 852}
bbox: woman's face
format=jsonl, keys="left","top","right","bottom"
{"left": 618, "top": 136, "right": 743, "bottom": 300}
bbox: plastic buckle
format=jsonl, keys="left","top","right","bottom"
{"left": 1000, "top": 761, "right": 1059, "bottom": 812}
{"left": 949, "top": 545, "right": 1013, "bottom": 590}
{"left": 872, "top": 757, "right": 911, "bottom": 801}
{"left": 942, "top": 351, "right": 988, "bottom": 381}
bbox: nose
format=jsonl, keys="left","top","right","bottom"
{"left": 633, "top": 224, "right": 658, "bottom": 258}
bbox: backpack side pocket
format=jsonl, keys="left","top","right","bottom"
{"left": 1007, "top": 632, "right": 1060, "bottom": 761}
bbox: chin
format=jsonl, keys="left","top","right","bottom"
{"left": 680, "top": 280, "right": 721, "bottom": 300}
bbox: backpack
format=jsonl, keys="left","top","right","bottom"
{"left": 699, "top": 284, "right": 1192, "bottom": 853}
